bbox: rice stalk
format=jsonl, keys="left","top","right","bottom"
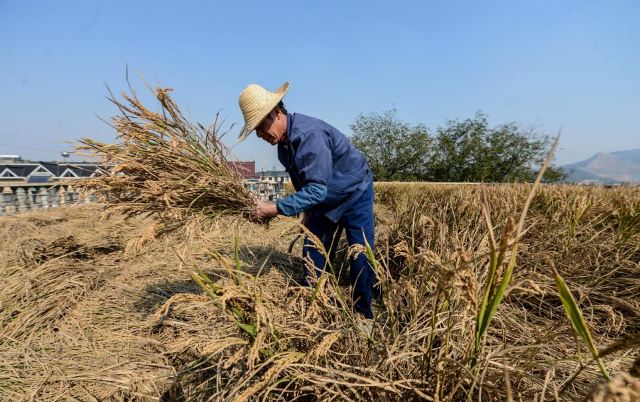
{"left": 74, "top": 79, "right": 256, "bottom": 234}
{"left": 549, "top": 259, "right": 610, "bottom": 381}
{"left": 473, "top": 135, "right": 561, "bottom": 364}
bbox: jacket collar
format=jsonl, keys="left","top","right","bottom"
{"left": 285, "top": 112, "right": 297, "bottom": 143}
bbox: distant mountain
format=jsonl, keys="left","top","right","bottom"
{"left": 562, "top": 149, "right": 640, "bottom": 184}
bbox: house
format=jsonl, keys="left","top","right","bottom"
{"left": 228, "top": 161, "right": 259, "bottom": 180}
{"left": 225, "top": 163, "right": 292, "bottom": 201}
{"left": 258, "top": 170, "right": 290, "bottom": 185}
{"left": 254, "top": 170, "right": 290, "bottom": 201}
{"left": 0, "top": 162, "right": 105, "bottom": 183}
{"left": 0, "top": 155, "right": 23, "bottom": 164}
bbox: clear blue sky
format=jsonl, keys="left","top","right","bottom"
{"left": 1, "top": 0, "right": 638, "bottom": 168}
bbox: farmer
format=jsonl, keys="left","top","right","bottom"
{"left": 237, "top": 82, "right": 377, "bottom": 320}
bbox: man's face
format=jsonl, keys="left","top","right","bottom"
{"left": 255, "top": 110, "right": 286, "bottom": 145}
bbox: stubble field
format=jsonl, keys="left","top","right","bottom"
{"left": 1, "top": 183, "right": 639, "bottom": 401}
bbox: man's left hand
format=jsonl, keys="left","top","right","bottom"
{"left": 255, "top": 200, "right": 278, "bottom": 221}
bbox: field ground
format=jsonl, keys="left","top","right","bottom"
{"left": 1, "top": 183, "right": 639, "bottom": 401}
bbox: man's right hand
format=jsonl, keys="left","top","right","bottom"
{"left": 253, "top": 199, "right": 278, "bottom": 223}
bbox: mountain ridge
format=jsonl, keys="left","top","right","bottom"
{"left": 562, "top": 148, "right": 640, "bottom": 184}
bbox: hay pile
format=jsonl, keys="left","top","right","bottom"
{"left": 0, "top": 207, "right": 171, "bottom": 400}
{"left": 0, "top": 205, "right": 305, "bottom": 400}
{"left": 75, "top": 82, "right": 255, "bottom": 230}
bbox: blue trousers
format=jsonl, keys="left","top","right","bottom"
{"left": 302, "top": 182, "right": 376, "bottom": 319}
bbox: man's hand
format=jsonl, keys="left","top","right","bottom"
{"left": 255, "top": 200, "right": 278, "bottom": 221}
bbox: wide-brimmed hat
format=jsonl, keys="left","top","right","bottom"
{"left": 237, "top": 81, "right": 290, "bottom": 142}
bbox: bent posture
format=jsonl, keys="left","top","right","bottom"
{"left": 238, "top": 82, "right": 377, "bottom": 319}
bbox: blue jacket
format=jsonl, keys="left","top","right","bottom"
{"left": 276, "top": 113, "right": 372, "bottom": 222}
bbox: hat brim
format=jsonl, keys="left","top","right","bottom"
{"left": 237, "top": 81, "right": 290, "bottom": 142}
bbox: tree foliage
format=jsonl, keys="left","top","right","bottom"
{"left": 350, "top": 110, "right": 431, "bottom": 181}
{"left": 351, "top": 111, "right": 564, "bottom": 182}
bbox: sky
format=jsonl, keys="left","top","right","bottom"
{"left": 1, "top": 0, "right": 638, "bottom": 169}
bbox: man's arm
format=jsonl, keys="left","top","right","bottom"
{"left": 276, "top": 182, "right": 327, "bottom": 216}
{"left": 255, "top": 182, "right": 327, "bottom": 220}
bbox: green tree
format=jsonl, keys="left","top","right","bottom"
{"left": 426, "top": 112, "right": 563, "bottom": 182}
{"left": 350, "top": 110, "right": 432, "bottom": 181}
{"left": 351, "top": 111, "right": 564, "bottom": 183}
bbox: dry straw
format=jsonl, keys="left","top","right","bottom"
{"left": 75, "top": 79, "right": 256, "bottom": 231}
{"left": 3, "top": 88, "right": 639, "bottom": 400}
{"left": 1, "top": 182, "right": 639, "bottom": 400}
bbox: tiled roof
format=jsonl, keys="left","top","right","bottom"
{"left": 0, "top": 163, "right": 105, "bottom": 179}
{"left": 1, "top": 165, "right": 38, "bottom": 177}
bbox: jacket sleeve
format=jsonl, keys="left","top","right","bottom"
{"left": 275, "top": 182, "right": 327, "bottom": 216}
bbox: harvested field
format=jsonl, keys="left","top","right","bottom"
{"left": 1, "top": 183, "right": 639, "bottom": 401}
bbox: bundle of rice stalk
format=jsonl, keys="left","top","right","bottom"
{"left": 75, "top": 82, "right": 256, "bottom": 230}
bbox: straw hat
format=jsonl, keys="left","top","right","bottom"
{"left": 237, "top": 81, "right": 290, "bottom": 142}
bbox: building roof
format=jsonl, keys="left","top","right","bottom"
{"left": 0, "top": 162, "right": 104, "bottom": 180}
{"left": 259, "top": 170, "right": 289, "bottom": 177}
{"left": 1, "top": 165, "right": 39, "bottom": 177}
{"left": 228, "top": 161, "right": 258, "bottom": 180}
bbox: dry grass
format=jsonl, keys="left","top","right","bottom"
{"left": 1, "top": 183, "right": 639, "bottom": 401}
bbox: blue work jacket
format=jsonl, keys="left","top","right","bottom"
{"left": 277, "top": 113, "right": 373, "bottom": 222}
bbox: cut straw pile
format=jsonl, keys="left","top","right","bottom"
{"left": 75, "top": 82, "right": 255, "bottom": 230}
